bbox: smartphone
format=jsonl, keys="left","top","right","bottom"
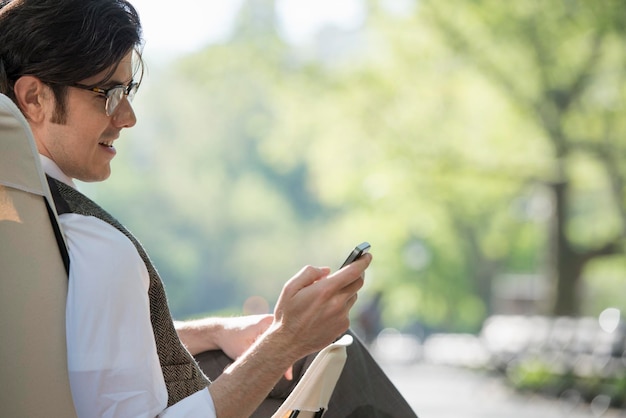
{"left": 339, "top": 242, "right": 371, "bottom": 269}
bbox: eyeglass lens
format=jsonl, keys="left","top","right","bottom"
{"left": 106, "top": 84, "right": 137, "bottom": 116}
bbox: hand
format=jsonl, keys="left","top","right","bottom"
{"left": 206, "top": 255, "right": 370, "bottom": 418}
{"left": 270, "top": 253, "right": 371, "bottom": 357}
{"left": 216, "top": 314, "right": 274, "bottom": 361}
{"left": 218, "top": 314, "right": 299, "bottom": 380}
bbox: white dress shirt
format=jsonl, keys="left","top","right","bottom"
{"left": 41, "top": 156, "right": 216, "bottom": 418}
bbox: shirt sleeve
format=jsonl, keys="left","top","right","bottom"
{"left": 159, "top": 388, "right": 216, "bottom": 418}
{"left": 60, "top": 213, "right": 216, "bottom": 418}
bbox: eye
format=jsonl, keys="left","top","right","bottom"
{"left": 108, "top": 86, "right": 126, "bottom": 98}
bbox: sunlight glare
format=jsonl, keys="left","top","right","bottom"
{"left": 598, "top": 307, "right": 621, "bottom": 333}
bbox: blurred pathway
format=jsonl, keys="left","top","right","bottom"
{"left": 365, "top": 326, "right": 626, "bottom": 418}
{"left": 382, "top": 362, "right": 626, "bottom": 418}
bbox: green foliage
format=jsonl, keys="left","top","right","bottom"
{"left": 84, "top": 0, "right": 626, "bottom": 328}
{"left": 584, "top": 256, "right": 626, "bottom": 315}
{"left": 506, "top": 355, "right": 626, "bottom": 407}
{"left": 417, "top": 0, "right": 626, "bottom": 315}
{"left": 507, "top": 358, "right": 564, "bottom": 393}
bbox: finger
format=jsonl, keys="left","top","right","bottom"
{"left": 330, "top": 271, "right": 366, "bottom": 298}
{"left": 337, "top": 252, "right": 372, "bottom": 273}
{"left": 286, "top": 265, "right": 331, "bottom": 292}
{"left": 284, "top": 365, "right": 293, "bottom": 381}
{"left": 346, "top": 293, "right": 359, "bottom": 310}
{"left": 327, "top": 253, "right": 372, "bottom": 286}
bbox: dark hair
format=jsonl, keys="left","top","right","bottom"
{"left": 0, "top": 0, "right": 144, "bottom": 121}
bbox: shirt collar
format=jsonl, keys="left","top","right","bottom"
{"left": 39, "top": 155, "right": 77, "bottom": 190}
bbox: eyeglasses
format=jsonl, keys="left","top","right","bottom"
{"left": 70, "top": 80, "right": 139, "bottom": 116}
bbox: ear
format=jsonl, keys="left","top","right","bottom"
{"left": 12, "top": 76, "right": 52, "bottom": 124}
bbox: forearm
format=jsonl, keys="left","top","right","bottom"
{"left": 175, "top": 318, "right": 223, "bottom": 356}
{"left": 208, "top": 327, "right": 302, "bottom": 418}
{"left": 176, "top": 314, "right": 274, "bottom": 357}
{"left": 181, "top": 259, "right": 370, "bottom": 416}
{"left": 177, "top": 316, "right": 302, "bottom": 416}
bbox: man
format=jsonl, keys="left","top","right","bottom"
{"left": 0, "top": 1, "right": 416, "bottom": 417}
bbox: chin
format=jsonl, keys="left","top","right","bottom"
{"left": 81, "top": 170, "right": 112, "bottom": 183}
{"left": 95, "top": 173, "right": 112, "bottom": 182}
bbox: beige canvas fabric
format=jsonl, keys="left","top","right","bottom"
{"left": 0, "top": 94, "right": 77, "bottom": 416}
{"left": 271, "top": 334, "right": 352, "bottom": 418}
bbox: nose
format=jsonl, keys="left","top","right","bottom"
{"left": 111, "top": 97, "right": 137, "bottom": 128}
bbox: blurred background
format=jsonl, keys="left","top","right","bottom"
{"left": 80, "top": 0, "right": 626, "bottom": 415}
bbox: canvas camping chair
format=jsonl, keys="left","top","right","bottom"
{"left": 271, "top": 334, "right": 353, "bottom": 418}
{"left": 0, "top": 93, "right": 77, "bottom": 416}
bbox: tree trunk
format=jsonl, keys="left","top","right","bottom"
{"left": 548, "top": 181, "right": 623, "bottom": 315}
{"left": 549, "top": 181, "right": 584, "bottom": 316}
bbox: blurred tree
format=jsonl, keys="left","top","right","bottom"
{"left": 102, "top": 0, "right": 367, "bottom": 318}
{"left": 94, "top": 0, "right": 330, "bottom": 317}
{"left": 419, "top": 0, "right": 626, "bottom": 315}
{"left": 88, "top": 0, "right": 626, "bottom": 329}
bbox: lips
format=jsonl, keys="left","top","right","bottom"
{"left": 98, "top": 139, "right": 116, "bottom": 156}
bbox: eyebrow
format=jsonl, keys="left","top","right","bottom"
{"left": 99, "top": 78, "right": 134, "bottom": 89}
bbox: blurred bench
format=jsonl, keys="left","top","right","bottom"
{"left": 480, "top": 314, "right": 626, "bottom": 403}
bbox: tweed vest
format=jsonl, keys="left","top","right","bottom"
{"left": 47, "top": 176, "right": 210, "bottom": 407}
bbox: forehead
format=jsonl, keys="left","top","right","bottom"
{"left": 80, "top": 51, "right": 135, "bottom": 86}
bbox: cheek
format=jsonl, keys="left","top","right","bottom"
{"left": 48, "top": 123, "right": 95, "bottom": 160}
{"left": 65, "top": 114, "right": 106, "bottom": 144}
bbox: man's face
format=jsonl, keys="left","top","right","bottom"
{"left": 35, "top": 51, "right": 137, "bottom": 182}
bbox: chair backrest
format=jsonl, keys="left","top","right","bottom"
{"left": 271, "top": 334, "right": 353, "bottom": 418}
{"left": 0, "top": 94, "right": 77, "bottom": 416}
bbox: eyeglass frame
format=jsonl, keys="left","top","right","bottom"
{"left": 69, "top": 80, "right": 140, "bottom": 116}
